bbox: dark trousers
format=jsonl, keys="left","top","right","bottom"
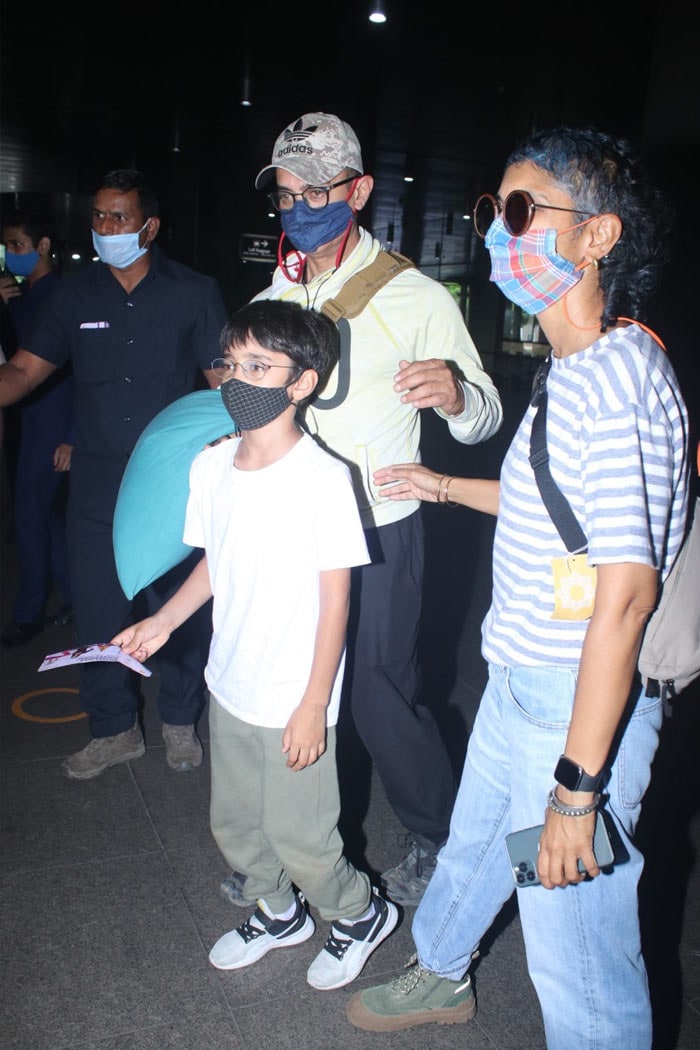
{"left": 344, "top": 511, "right": 456, "bottom": 848}
{"left": 12, "top": 390, "right": 73, "bottom": 623}
{"left": 67, "top": 455, "right": 210, "bottom": 738}
{"left": 13, "top": 427, "right": 71, "bottom": 622}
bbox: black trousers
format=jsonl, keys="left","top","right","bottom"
{"left": 344, "top": 511, "right": 456, "bottom": 848}
{"left": 67, "top": 455, "right": 210, "bottom": 738}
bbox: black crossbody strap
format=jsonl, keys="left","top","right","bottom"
{"left": 528, "top": 358, "right": 588, "bottom": 553}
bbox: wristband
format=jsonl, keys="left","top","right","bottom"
{"left": 546, "top": 787, "right": 600, "bottom": 817}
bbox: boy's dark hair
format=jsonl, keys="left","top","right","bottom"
{"left": 1, "top": 207, "right": 55, "bottom": 247}
{"left": 220, "top": 300, "right": 340, "bottom": 389}
{"left": 99, "top": 169, "right": 160, "bottom": 218}
{"left": 506, "top": 126, "right": 674, "bottom": 329}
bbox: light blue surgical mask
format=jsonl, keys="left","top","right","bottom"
{"left": 92, "top": 220, "right": 150, "bottom": 269}
{"left": 4, "top": 250, "right": 39, "bottom": 278}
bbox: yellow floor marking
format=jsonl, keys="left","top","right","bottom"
{"left": 12, "top": 687, "right": 86, "bottom": 724}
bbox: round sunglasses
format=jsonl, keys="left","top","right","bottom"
{"left": 473, "top": 190, "right": 595, "bottom": 239}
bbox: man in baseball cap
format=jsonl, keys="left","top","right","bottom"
{"left": 254, "top": 112, "right": 370, "bottom": 279}
{"left": 218, "top": 111, "right": 502, "bottom": 911}
{"left": 255, "top": 112, "right": 364, "bottom": 189}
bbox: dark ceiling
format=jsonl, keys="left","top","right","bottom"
{"left": 1, "top": 3, "right": 664, "bottom": 173}
{"left": 1, "top": 0, "right": 695, "bottom": 328}
{"left": 1, "top": 2, "right": 662, "bottom": 209}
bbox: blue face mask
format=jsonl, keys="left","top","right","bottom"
{"left": 91, "top": 220, "right": 150, "bottom": 269}
{"left": 280, "top": 199, "right": 354, "bottom": 255}
{"left": 4, "top": 250, "right": 39, "bottom": 278}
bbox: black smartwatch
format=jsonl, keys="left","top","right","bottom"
{"left": 554, "top": 755, "right": 603, "bottom": 793}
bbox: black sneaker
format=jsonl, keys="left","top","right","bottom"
{"left": 48, "top": 603, "right": 74, "bottom": 627}
{"left": 1, "top": 620, "right": 43, "bottom": 646}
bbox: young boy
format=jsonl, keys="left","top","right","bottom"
{"left": 112, "top": 299, "right": 398, "bottom": 991}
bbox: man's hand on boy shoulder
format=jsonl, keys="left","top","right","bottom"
{"left": 282, "top": 703, "right": 327, "bottom": 770}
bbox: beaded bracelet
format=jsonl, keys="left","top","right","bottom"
{"left": 546, "top": 787, "right": 600, "bottom": 817}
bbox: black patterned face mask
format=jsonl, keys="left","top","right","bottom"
{"left": 220, "top": 377, "right": 294, "bottom": 431}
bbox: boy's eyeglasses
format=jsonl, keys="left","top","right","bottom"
{"left": 267, "top": 176, "right": 357, "bottom": 212}
{"left": 473, "top": 190, "right": 595, "bottom": 239}
{"left": 211, "top": 358, "right": 299, "bottom": 382}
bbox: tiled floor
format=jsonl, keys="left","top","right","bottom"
{"left": 2, "top": 374, "right": 699, "bottom": 1049}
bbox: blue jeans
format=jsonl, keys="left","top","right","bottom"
{"left": 412, "top": 664, "right": 663, "bottom": 1050}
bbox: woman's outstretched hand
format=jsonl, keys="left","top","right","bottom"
{"left": 374, "top": 465, "right": 500, "bottom": 515}
{"left": 374, "top": 463, "right": 445, "bottom": 503}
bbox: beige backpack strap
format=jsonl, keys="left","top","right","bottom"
{"left": 320, "top": 250, "right": 415, "bottom": 323}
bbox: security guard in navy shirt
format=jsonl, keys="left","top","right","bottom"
{"left": 0, "top": 170, "right": 228, "bottom": 779}
{"left": 0, "top": 208, "right": 74, "bottom": 646}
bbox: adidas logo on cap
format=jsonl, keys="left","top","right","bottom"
{"left": 255, "top": 113, "right": 364, "bottom": 190}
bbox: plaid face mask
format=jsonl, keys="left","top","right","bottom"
{"left": 484, "top": 216, "right": 584, "bottom": 315}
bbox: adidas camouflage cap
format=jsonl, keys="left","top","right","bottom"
{"left": 255, "top": 112, "right": 364, "bottom": 189}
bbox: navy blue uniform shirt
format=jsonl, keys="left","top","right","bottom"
{"left": 9, "top": 270, "right": 75, "bottom": 441}
{"left": 24, "top": 245, "right": 227, "bottom": 459}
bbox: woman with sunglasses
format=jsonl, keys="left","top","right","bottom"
{"left": 345, "top": 126, "right": 691, "bottom": 1048}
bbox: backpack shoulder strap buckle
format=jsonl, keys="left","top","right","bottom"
{"left": 321, "top": 250, "right": 415, "bottom": 322}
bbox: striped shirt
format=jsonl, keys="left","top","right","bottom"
{"left": 482, "top": 325, "right": 690, "bottom": 667}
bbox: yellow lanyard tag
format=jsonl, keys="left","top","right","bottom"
{"left": 550, "top": 553, "right": 597, "bottom": 620}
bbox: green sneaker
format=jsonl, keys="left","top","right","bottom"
{"left": 346, "top": 955, "right": 475, "bottom": 1032}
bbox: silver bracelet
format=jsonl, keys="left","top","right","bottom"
{"left": 546, "top": 787, "right": 600, "bottom": 817}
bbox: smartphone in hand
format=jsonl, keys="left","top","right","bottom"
{"left": 505, "top": 814, "right": 614, "bottom": 887}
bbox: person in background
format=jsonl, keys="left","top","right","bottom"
{"left": 0, "top": 170, "right": 228, "bottom": 779}
{"left": 0, "top": 208, "right": 74, "bottom": 645}
{"left": 346, "top": 126, "right": 690, "bottom": 1048}
{"left": 216, "top": 111, "right": 503, "bottom": 910}
{"left": 113, "top": 300, "right": 398, "bottom": 991}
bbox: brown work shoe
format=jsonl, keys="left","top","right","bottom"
{"left": 162, "top": 723, "right": 202, "bottom": 771}
{"left": 61, "top": 725, "right": 145, "bottom": 780}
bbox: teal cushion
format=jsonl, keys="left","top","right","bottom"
{"left": 113, "top": 389, "right": 233, "bottom": 599}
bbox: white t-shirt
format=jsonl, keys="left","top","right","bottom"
{"left": 184, "top": 432, "right": 370, "bottom": 727}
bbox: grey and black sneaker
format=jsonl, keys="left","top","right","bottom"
{"left": 208, "top": 894, "right": 315, "bottom": 970}
{"left": 220, "top": 870, "right": 249, "bottom": 907}
{"left": 381, "top": 840, "right": 440, "bottom": 906}
{"left": 346, "top": 954, "right": 475, "bottom": 1031}
{"left": 306, "top": 890, "right": 399, "bottom": 990}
